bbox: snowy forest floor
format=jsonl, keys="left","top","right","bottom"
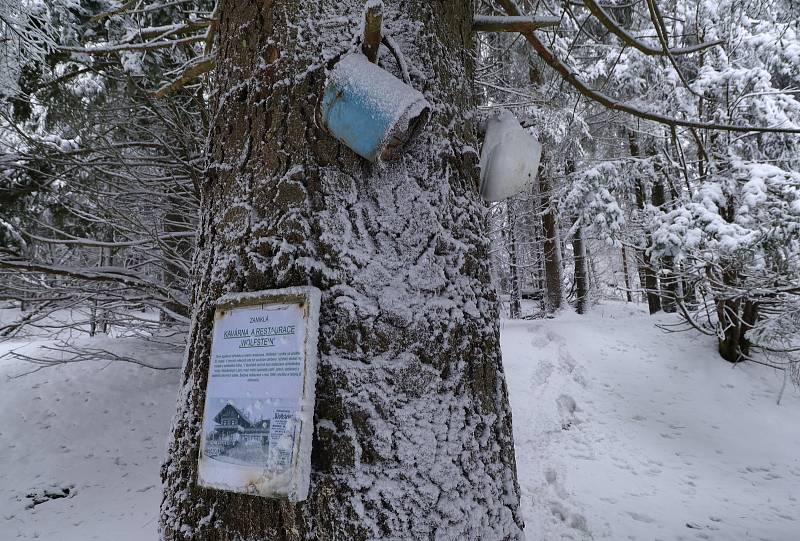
{"left": 504, "top": 301, "right": 800, "bottom": 541}
{"left": 1, "top": 302, "right": 799, "bottom": 540}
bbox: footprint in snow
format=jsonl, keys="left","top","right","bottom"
{"left": 556, "top": 394, "right": 579, "bottom": 429}
{"left": 530, "top": 334, "right": 551, "bottom": 348}
{"left": 549, "top": 501, "right": 590, "bottom": 534}
{"left": 625, "top": 510, "right": 656, "bottom": 523}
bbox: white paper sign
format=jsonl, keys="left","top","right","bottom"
{"left": 197, "top": 287, "right": 320, "bottom": 501}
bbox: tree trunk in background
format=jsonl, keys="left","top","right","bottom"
{"left": 161, "top": 191, "right": 194, "bottom": 322}
{"left": 716, "top": 291, "right": 743, "bottom": 363}
{"left": 90, "top": 233, "right": 113, "bottom": 336}
{"left": 159, "top": 1, "right": 524, "bottom": 539}
{"left": 627, "top": 130, "right": 661, "bottom": 314}
{"left": 621, "top": 245, "right": 633, "bottom": 302}
{"left": 679, "top": 262, "right": 697, "bottom": 307}
{"left": 539, "top": 171, "right": 563, "bottom": 312}
{"left": 529, "top": 196, "right": 546, "bottom": 311}
{"left": 572, "top": 220, "right": 588, "bottom": 314}
{"left": 716, "top": 271, "right": 759, "bottom": 363}
{"left": 739, "top": 300, "right": 759, "bottom": 357}
{"left": 507, "top": 205, "right": 522, "bottom": 319}
{"left": 99, "top": 242, "right": 113, "bottom": 334}
{"left": 651, "top": 178, "right": 676, "bottom": 313}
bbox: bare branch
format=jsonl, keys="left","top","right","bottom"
{"left": 153, "top": 57, "right": 215, "bottom": 99}
{"left": 0, "top": 258, "right": 186, "bottom": 310}
{"left": 61, "top": 35, "right": 205, "bottom": 55}
{"left": 473, "top": 15, "right": 561, "bottom": 33}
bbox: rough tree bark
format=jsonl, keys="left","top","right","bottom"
{"left": 159, "top": 1, "right": 524, "bottom": 539}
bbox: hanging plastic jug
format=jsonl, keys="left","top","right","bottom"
{"left": 479, "top": 109, "right": 542, "bottom": 202}
{"left": 322, "top": 53, "right": 430, "bottom": 162}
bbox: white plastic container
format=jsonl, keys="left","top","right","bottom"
{"left": 479, "top": 110, "right": 542, "bottom": 202}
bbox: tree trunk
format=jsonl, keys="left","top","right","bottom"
{"left": 739, "top": 299, "right": 759, "bottom": 357}
{"left": 529, "top": 195, "right": 546, "bottom": 311}
{"left": 620, "top": 245, "right": 633, "bottom": 302}
{"left": 89, "top": 299, "right": 97, "bottom": 336}
{"left": 651, "top": 178, "right": 676, "bottom": 313}
{"left": 627, "top": 130, "right": 661, "bottom": 314}
{"left": 159, "top": 2, "right": 524, "bottom": 540}
{"left": 99, "top": 245, "right": 112, "bottom": 334}
{"left": 507, "top": 203, "right": 521, "bottom": 319}
{"left": 539, "top": 171, "right": 562, "bottom": 312}
{"left": 161, "top": 191, "right": 194, "bottom": 322}
{"left": 572, "top": 220, "right": 588, "bottom": 314}
{"left": 717, "top": 291, "right": 759, "bottom": 363}
{"left": 717, "top": 295, "right": 743, "bottom": 363}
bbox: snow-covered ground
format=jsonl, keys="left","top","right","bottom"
{"left": 1, "top": 302, "right": 798, "bottom": 539}
{"left": 0, "top": 310, "right": 181, "bottom": 541}
{"left": 505, "top": 301, "right": 800, "bottom": 540}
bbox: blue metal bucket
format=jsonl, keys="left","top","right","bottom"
{"left": 322, "top": 54, "right": 430, "bottom": 161}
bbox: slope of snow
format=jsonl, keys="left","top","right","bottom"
{"left": 2, "top": 302, "right": 799, "bottom": 539}
{"left": 505, "top": 301, "right": 800, "bottom": 540}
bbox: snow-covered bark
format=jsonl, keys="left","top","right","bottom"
{"left": 159, "top": 1, "right": 524, "bottom": 539}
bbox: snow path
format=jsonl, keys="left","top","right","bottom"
{"left": 505, "top": 302, "right": 800, "bottom": 540}
{"left": 2, "top": 302, "right": 799, "bottom": 539}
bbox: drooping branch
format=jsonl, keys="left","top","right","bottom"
{"left": 494, "top": 0, "right": 800, "bottom": 134}
{"left": 645, "top": 0, "right": 707, "bottom": 100}
{"left": 582, "top": 0, "right": 722, "bottom": 56}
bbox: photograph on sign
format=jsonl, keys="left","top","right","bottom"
{"left": 197, "top": 287, "right": 320, "bottom": 502}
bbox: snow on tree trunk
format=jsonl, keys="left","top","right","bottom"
{"left": 159, "top": 1, "right": 524, "bottom": 539}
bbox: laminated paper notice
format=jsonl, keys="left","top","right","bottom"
{"left": 197, "top": 287, "right": 320, "bottom": 502}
